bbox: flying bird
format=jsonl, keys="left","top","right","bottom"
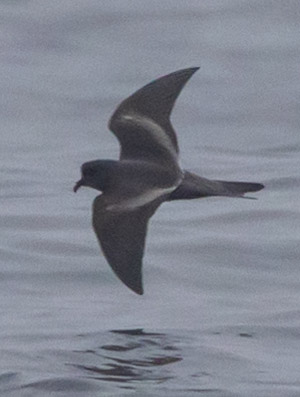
{"left": 74, "top": 67, "right": 264, "bottom": 295}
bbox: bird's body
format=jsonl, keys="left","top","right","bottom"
{"left": 74, "top": 67, "right": 264, "bottom": 295}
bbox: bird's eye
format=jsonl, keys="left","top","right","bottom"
{"left": 84, "top": 168, "right": 96, "bottom": 177}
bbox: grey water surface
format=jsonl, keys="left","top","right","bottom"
{"left": 1, "top": 1, "right": 300, "bottom": 396}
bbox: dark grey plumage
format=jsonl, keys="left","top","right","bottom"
{"left": 74, "top": 68, "right": 264, "bottom": 295}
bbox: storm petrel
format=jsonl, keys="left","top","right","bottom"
{"left": 74, "top": 68, "right": 264, "bottom": 295}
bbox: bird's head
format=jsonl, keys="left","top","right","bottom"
{"left": 73, "top": 160, "right": 115, "bottom": 193}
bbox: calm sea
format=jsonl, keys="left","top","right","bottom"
{"left": 1, "top": 1, "right": 300, "bottom": 396}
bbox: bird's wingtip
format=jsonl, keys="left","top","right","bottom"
{"left": 132, "top": 285, "right": 144, "bottom": 295}
{"left": 121, "top": 276, "right": 144, "bottom": 295}
{"left": 176, "top": 66, "right": 200, "bottom": 75}
{"left": 185, "top": 66, "right": 200, "bottom": 73}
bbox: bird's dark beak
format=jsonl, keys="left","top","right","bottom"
{"left": 73, "top": 178, "right": 84, "bottom": 193}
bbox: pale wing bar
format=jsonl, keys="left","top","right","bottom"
{"left": 109, "top": 67, "right": 199, "bottom": 161}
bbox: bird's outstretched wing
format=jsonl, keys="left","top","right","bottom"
{"left": 92, "top": 195, "right": 161, "bottom": 295}
{"left": 109, "top": 67, "right": 199, "bottom": 164}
